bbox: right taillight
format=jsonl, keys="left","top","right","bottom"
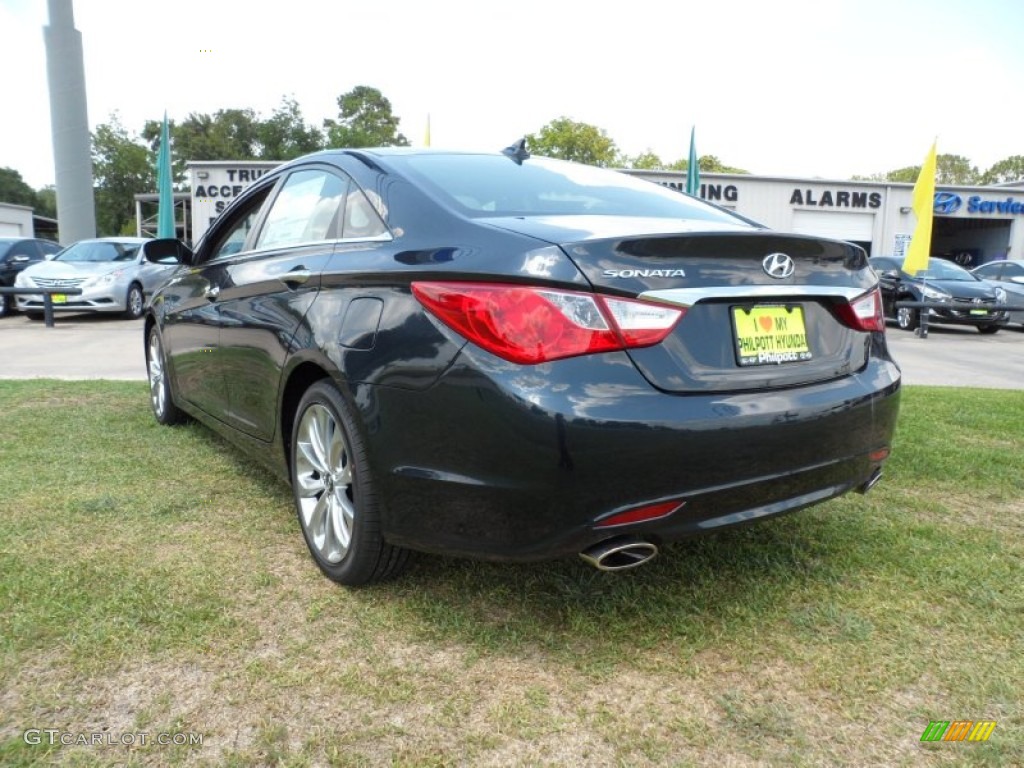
{"left": 836, "top": 287, "right": 885, "bottom": 332}
{"left": 412, "top": 282, "right": 685, "bottom": 364}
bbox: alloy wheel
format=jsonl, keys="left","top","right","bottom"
{"left": 294, "top": 403, "right": 355, "bottom": 564}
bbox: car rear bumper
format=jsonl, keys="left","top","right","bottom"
{"left": 361, "top": 344, "right": 901, "bottom": 561}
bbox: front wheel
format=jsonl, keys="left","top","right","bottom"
{"left": 291, "top": 381, "right": 409, "bottom": 586}
{"left": 124, "top": 283, "right": 145, "bottom": 319}
{"left": 977, "top": 324, "right": 1000, "bottom": 335}
{"left": 896, "top": 305, "right": 919, "bottom": 331}
{"left": 147, "top": 327, "right": 186, "bottom": 425}
{"left": 0, "top": 292, "right": 12, "bottom": 317}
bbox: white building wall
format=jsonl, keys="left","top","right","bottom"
{"left": 0, "top": 203, "right": 34, "bottom": 237}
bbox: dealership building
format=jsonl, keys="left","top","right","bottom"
{"left": 627, "top": 170, "right": 1024, "bottom": 268}
{"left": 138, "top": 161, "right": 1024, "bottom": 269}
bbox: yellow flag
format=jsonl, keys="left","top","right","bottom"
{"left": 902, "top": 140, "right": 937, "bottom": 276}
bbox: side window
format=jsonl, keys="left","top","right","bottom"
{"left": 342, "top": 188, "right": 388, "bottom": 239}
{"left": 9, "top": 242, "right": 37, "bottom": 259}
{"left": 207, "top": 187, "right": 273, "bottom": 261}
{"left": 255, "top": 170, "right": 346, "bottom": 250}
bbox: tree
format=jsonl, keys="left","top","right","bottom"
{"left": 34, "top": 186, "right": 57, "bottom": 219}
{"left": 143, "top": 109, "right": 263, "bottom": 166}
{"left": 92, "top": 114, "right": 154, "bottom": 236}
{"left": 323, "top": 86, "right": 409, "bottom": 148}
{"left": 666, "top": 154, "right": 748, "bottom": 174}
{"left": 0, "top": 167, "right": 38, "bottom": 207}
{"left": 526, "top": 117, "right": 618, "bottom": 167}
{"left": 625, "top": 151, "right": 665, "bottom": 170}
{"left": 860, "top": 154, "right": 981, "bottom": 185}
{"left": 256, "top": 97, "right": 324, "bottom": 159}
{"left": 980, "top": 155, "right": 1024, "bottom": 185}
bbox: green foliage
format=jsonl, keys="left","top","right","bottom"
{"left": 526, "top": 116, "right": 619, "bottom": 167}
{"left": 256, "top": 97, "right": 324, "bottom": 159}
{"left": 323, "top": 85, "right": 409, "bottom": 148}
{"left": 91, "top": 114, "right": 154, "bottom": 236}
{"left": 863, "top": 154, "right": 982, "bottom": 185}
{"left": 34, "top": 186, "right": 57, "bottom": 219}
{"left": 0, "top": 167, "right": 38, "bottom": 207}
{"left": 697, "top": 154, "right": 749, "bottom": 174}
{"left": 624, "top": 150, "right": 665, "bottom": 170}
{"left": 980, "top": 154, "right": 1024, "bottom": 184}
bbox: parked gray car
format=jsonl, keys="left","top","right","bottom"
{"left": 971, "top": 259, "right": 1024, "bottom": 328}
{"left": 14, "top": 237, "right": 176, "bottom": 319}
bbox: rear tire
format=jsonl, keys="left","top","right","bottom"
{"left": 291, "top": 381, "right": 409, "bottom": 586}
{"left": 896, "top": 304, "right": 919, "bottom": 331}
{"left": 146, "top": 327, "right": 187, "bottom": 425}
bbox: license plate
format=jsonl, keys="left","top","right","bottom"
{"left": 969, "top": 309, "right": 988, "bottom": 316}
{"left": 51, "top": 294, "right": 67, "bottom": 304}
{"left": 733, "top": 305, "right": 812, "bottom": 366}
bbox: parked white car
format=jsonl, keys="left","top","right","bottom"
{"left": 15, "top": 237, "right": 176, "bottom": 319}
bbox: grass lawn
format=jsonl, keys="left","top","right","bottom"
{"left": 0, "top": 381, "right": 1020, "bottom": 767}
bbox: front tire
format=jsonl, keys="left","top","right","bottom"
{"left": 291, "top": 381, "right": 409, "bottom": 586}
{"left": 147, "top": 327, "right": 186, "bottom": 425}
{"left": 977, "top": 324, "right": 1000, "bottom": 335}
{"left": 125, "top": 283, "right": 145, "bottom": 319}
{"left": 0, "top": 292, "right": 12, "bottom": 317}
{"left": 896, "top": 304, "right": 919, "bottom": 331}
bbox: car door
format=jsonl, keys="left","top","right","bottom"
{"left": 214, "top": 166, "right": 348, "bottom": 440}
{"left": 160, "top": 182, "right": 277, "bottom": 418}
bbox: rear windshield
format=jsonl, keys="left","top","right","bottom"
{"left": 395, "top": 154, "right": 745, "bottom": 224}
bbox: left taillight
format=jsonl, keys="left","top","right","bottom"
{"left": 412, "top": 282, "right": 684, "bottom": 364}
{"left": 835, "top": 287, "right": 885, "bottom": 332}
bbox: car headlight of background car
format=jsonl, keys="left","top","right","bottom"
{"left": 921, "top": 285, "right": 950, "bottom": 302}
{"left": 83, "top": 269, "right": 124, "bottom": 287}
{"left": 14, "top": 272, "right": 32, "bottom": 287}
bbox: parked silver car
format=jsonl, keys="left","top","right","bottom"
{"left": 14, "top": 237, "right": 176, "bottom": 319}
{"left": 971, "top": 259, "right": 1024, "bottom": 328}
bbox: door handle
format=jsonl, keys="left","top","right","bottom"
{"left": 282, "top": 269, "right": 313, "bottom": 288}
{"left": 204, "top": 285, "right": 220, "bottom": 300}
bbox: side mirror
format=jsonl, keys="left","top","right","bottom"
{"left": 880, "top": 269, "right": 899, "bottom": 279}
{"left": 11, "top": 255, "right": 30, "bottom": 263}
{"left": 145, "top": 238, "right": 195, "bottom": 266}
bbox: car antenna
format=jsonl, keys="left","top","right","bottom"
{"left": 501, "top": 138, "right": 530, "bottom": 165}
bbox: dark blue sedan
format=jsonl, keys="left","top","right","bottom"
{"left": 144, "top": 146, "right": 900, "bottom": 585}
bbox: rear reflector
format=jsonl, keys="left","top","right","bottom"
{"left": 869, "top": 447, "right": 890, "bottom": 462}
{"left": 413, "top": 282, "right": 684, "bottom": 364}
{"left": 595, "top": 499, "right": 685, "bottom": 529}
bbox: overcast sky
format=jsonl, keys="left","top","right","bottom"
{"left": 3, "top": 0, "right": 1023, "bottom": 190}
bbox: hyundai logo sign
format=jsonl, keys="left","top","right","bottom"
{"left": 933, "top": 192, "right": 962, "bottom": 215}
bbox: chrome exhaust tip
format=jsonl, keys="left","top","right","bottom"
{"left": 579, "top": 535, "right": 659, "bottom": 572}
{"left": 857, "top": 467, "right": 883, "bottom": 494}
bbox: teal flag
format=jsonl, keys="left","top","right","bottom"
{"left": 156, "top": 113, "right": 175, "bottom": 238}
{"left": 686, "top": 126, "right": 699, "bottom": 196}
